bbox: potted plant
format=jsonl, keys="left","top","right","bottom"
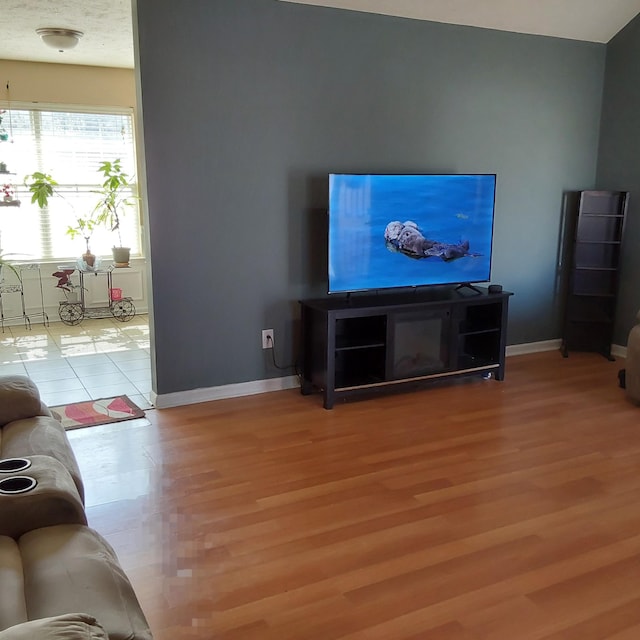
{"left": 24, "top": 171, "right": 61, "bottom": 210}
{"left": 51, "top": 268, "right": 83, "bottom": 302}
{"left": 1, "top": 183, "right": 15, "bottom": 203}
{"left": 25, "top": 160, "right": 139, "bottom": 267}
{"left": 92, "top": 159, "right": 139, "bottom": 267}
{"left": 66, "top": 217, "right": 98, "bottom": 268}
{"left": 0, "top": 110, "right": 8, "bottom": 142}
{"left": 25, "top": 172, "right": 98, "bottom": 267}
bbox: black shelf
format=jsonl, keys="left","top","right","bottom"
{"left": 457, "top": 354, "right": 501, "bottom": 370}
{"left": 561, "top": 190, "right": 628, "bottom": 360}
{"left": 460, "top": 327, "right": 501, "bottom": 337}
{"left": 335, "top": 341, "right": 385, "bottom": 351}
{"left": 300, "top": 288, "right": 512, "bottom": 409}
{"left": 581, "top": 213, "right": 624, "bottom": 217}
{"left": 334, "top": 344, "right": 386, "bottom": 387}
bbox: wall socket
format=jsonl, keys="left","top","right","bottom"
{"left": 262, "top": 329, "right": 274, "bottom": 349}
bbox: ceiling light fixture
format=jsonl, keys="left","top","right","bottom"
{"left": 36, "top": 28, "right": 83, "bottom": 52}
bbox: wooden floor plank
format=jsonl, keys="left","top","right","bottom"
{"left": 65, "top": 351, "right": 640, "bottom": 639}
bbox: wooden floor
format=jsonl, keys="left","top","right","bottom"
{"left": 67, "top": 350, "right": 640, "bottom": 640}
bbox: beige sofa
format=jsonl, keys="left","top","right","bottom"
{"left": 626, "top": 311, "right": 640, "bottom": 405}
{"left": 0, "top": 375, "right": 152, "bottom": 640}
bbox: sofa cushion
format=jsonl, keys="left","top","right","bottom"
{"left": 626, "top": 312, "right": 640, "bottom": 405}
{"left": 0, "top": 613, "right": 106, "bottom": 640}
{"left": 0, "top": 377, "right": 47, "bottom": 428}
{"left": 0, "top": 417, "right": 84, "bottom": 503}
{"left": 0, "top": 536, "right": 27, "bottom": 631}
{"left": 19, "top": 525, "right": 153, "bottom": 640}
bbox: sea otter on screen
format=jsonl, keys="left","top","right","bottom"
{"left": 384, "top": 220, "right": 479, "bottom": 261}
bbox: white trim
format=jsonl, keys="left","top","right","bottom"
{"left": 505, "top": 340, "right": 627, "bottom": 359}
{"left": 506, "top": 339, "right": 561, "bottom": 356}
{"left": 151, "top": 339, "right": 628, "bottom": 409}
{"left": 612, "top": 344, "right": 627, "bottom": 358}
{"left": 152, "top": 376, "right": 299, "bottom": 409}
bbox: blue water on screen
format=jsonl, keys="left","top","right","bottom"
{"left": 328, "top": 174, "right": 495, "bottom": 293}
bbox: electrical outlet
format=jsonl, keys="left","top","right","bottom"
{"left": 262, "top": 329, "right": 274, "bottom": 349}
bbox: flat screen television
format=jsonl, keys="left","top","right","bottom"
{"left": 328, "top": 173, "right": 496, "bottom": 294}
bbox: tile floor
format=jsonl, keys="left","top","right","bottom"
{"left": 0, "top": 314, "right": 153, "bottom": 409}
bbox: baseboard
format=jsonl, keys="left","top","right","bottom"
{"left": 151, "top": 339, "right": 626, "bottom": 408}
{"left": 506, "top": 340, "right": 627, "bottom": 358}
{"left": 506, "top": 339, "right": 561, "bottom": 356}
{"left": 152, "top": 375, "right": 300, "bottom": 409}
{"left": 611, "top": 344, "right": 627, "bottom": 358}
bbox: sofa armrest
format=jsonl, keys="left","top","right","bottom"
{"left": 0, "top": 456, "right": 86, "bottom": 538}
{"left": 0, "top": 377, "right": 48, "bottom": 428}
{"left": 0, "top": 613, "right": 106, "bottom": 639}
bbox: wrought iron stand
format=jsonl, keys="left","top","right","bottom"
{"left": 58, "top": 265, "right": 135, "bottom": 326}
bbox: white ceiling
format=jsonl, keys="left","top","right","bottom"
{"left": 1, "top": 0, "right": 640, "bottom": 70}
{"left": 0, "top": 0, "right": 135, "bottom": 69}
{"left": 281, "top": 0, "right": 640, "bottom": 43}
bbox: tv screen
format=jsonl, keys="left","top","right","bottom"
{"left": 328, "top": 173, "right": 496, "bottom": 294}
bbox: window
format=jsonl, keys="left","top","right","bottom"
{"left": 0, "top": 106, "right": 141, "bottom": 262}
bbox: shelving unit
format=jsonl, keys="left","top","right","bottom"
{"left": 300, "top": 287, "right": 512, "bottom": 409}
{"left": 560, "top": 190, "right": 628, "bottom": 360}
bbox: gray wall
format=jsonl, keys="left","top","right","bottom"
{"left": 597, "top": 14, "right": 640, "bottom": 344}
{"left": 135, "top": 0, "right": 605, "bottom": 395}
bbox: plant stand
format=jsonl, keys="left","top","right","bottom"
{"left": 0, "top": 278, "right": 30, "bottom": 332}
{"left": 57, "top": 264, "right": 135, "bottom": 326}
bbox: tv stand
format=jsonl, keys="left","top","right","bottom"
{"left": 300, "top": 286, "right": 512, "bottom": 409}
{"left": 455, "top": 282, "right": 483, "bottom": 295}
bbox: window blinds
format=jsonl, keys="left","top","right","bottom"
{"left": 0, "top": 107, "right": 140, "bottom": 261}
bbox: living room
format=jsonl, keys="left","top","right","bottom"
{"left": 135, "top": 0, "right": 638, "bottom": 405}
{"left": 2, "top": 0, "right": 640, "bottom": 638}
{"left": 2, "top": 1, "right": 639, "bottom": 403}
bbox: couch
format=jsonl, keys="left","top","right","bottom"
{"left": 0, "top": 375, "right": 153, "bottom": 640}
{"left": 626, "top": 311, "right": 640, "bottom": 405}
{"left": 0, "top": 376, "right": 84, "bottom": 501}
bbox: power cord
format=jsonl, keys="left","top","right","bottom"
{"left": 265, "top": 333, "right": 300, "bottom": 378}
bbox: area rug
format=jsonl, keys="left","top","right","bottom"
{"left": 50, "top": 396, "right": 145, "bottom": 431}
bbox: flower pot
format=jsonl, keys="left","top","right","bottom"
{"left": 82, "top": 250, "right": 96, "bottom": 268}
{"left": 112, "top": 246, "right": 130, "bottom": 267}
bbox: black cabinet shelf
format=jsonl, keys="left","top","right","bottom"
{"left": 335, "top": 341, "right": 385, "bottom": 351}
{"left": 574, "top": 267, "right": 616, "bottom": 272}
{"left": 561, "top": 190, "right": 628, "bottom": 360}
{"left": 459, "top": 328, "right": 501, "bottom": 340}
{"left": 457, "top": 354, "right": 501, "bottom": 369}
{"left": 300, "top": 288, "right": 512, "bottom": 409}
{"left": 575, "top": 240, "right": 620, "bottom": 245}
